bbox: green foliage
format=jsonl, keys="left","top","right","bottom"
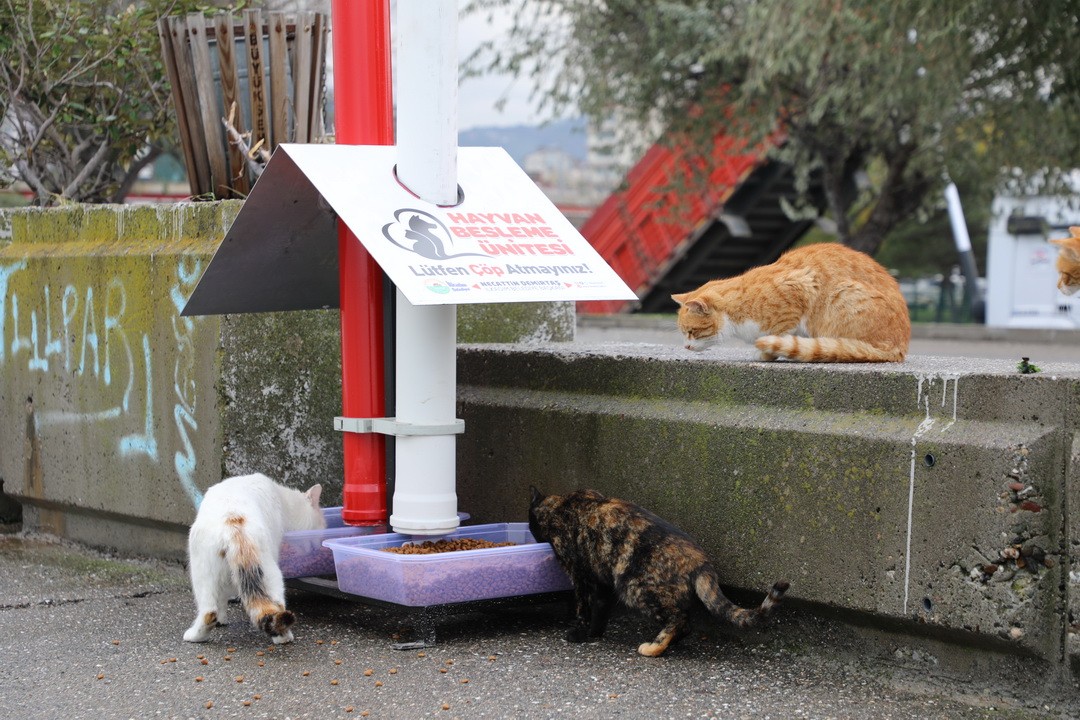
{"left": 0, "top": 0, "right": 229, "bottom": 205}
{"left": 465, "top": 0, "right": 1080, "bottom": 255}
{"left": 1017, "top": 357, "right": 1042, "bottom": 374}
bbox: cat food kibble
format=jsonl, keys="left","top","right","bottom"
{"left": 381, "top": 538, "right": 515, "bottom": 554}
{"left": 363, "top": 668, "right": 373, "bottom": 676}
{"left": 330, "top": 679, "right": 339, "bottom": 686}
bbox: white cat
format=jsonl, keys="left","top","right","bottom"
{"left": 183, "top": 473, "right": 326, "bottom": 644}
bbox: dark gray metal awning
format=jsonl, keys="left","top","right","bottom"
{"left": 181, "top": 149, "right": 339, "bottom": 316}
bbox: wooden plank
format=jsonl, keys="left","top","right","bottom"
{"left": 187, "top": 13, "right": 229, "bottom": 198}
{"left": 292, "top": 11, "right": 314, "bottom": 143}
{"left": 168, "top": 16, "right": 211, "bottom": 195}
{"left": 157, "top": 17, "right": 200, "bottom": 196}
{"left": 267, "top": 12, "right": 289, "bottom": 149}
{"left": 309, "top": 13, "right": 328, "bottom": 141}
{"left": 243, "top": 9, "right": 270, "bottom": 158}
{"left": 215, "top": 12, "right": 249, "bottom": 196}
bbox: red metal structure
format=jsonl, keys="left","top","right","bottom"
{"left": 332, "top": 0, "right": 394, "bottom": 525}
{"left": 579, "top": 135, "right": 820, "bottom": 314}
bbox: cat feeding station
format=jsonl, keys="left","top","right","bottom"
{"left": 181, "top": 0, "right": 634, "bottom": 646}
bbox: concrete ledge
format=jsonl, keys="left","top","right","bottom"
{"left": 455, "top": 343, "right": 1080, "bottom": 677}
{"left": 578, "top": 312, "right": 1080, "bottom": 344}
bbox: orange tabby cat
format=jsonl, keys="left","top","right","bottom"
{"left": 671, "top": 243, "right": 910, "bottom": 362}
{"left": 1049, "top": 226, "right": 1080, "bottom": 296}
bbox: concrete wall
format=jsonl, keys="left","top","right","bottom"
{"left": 454, "top": 344, "right": 1080, "bottom": 679}
{"left": 3, "top": 202, "right": 1080, "bottom": 681}
{"left": 0, "top": 204, "right": 571, "bottom": 558}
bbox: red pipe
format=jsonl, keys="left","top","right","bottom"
{"left": 332, "top": 0, "right": 394, "bottom": 525}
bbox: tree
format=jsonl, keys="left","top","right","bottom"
{"left": 0, "top": 0, "right": 216, "bottom": 205}
{"left": 465, "top": 0, "right": 1080, "bottom": 256}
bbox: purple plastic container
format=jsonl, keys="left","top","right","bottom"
{"left": 322, "top": 523, "right": 572, "bottom": 606}
{"left": 279, "top": 507, "right": 386, "bottom": 579}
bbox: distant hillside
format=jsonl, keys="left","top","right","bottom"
{"left": 459, "top": 118, "right": 588, "bottom": 166}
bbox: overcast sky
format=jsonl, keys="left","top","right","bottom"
{"left": 324, "top": 2, "right": 559, "bottom": 131}
{"left": 456, "top": 7, "right": 552, "bottom": 130}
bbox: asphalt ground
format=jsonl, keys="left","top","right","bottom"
{"left": 0, "top": 532, "right": 1074, "bottom": 720}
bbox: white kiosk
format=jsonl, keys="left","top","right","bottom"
{"left": 985, "top": 194, "right": 1080, "bottom": 329}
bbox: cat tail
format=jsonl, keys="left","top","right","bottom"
{"left": 695, "top": 571, "right": 790, "bottom": 628}
{"left": 754, "top": 335, "right": 905, "bottom": 362}
{"left": 223, "top": 516, "right": 295, "bottom": 640}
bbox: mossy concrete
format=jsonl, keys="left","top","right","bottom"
{"left": 455, "top": 343, "right": 1080, "bottom": 679}
{"left": 4, "top": 202, "right": 1080, "bottom": 680}
{"left": 0, "top": 203, "right": 573, "bottom": 560}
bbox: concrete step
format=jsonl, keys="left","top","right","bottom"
{"left": 456, "top": 344, "right": 1080, "bottom": 676}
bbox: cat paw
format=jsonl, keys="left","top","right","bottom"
{"left": 271, "top": 630, "right": 294, "bottom": 645}
{"left": 566, "top": 627, "right": 590, "bottom": 643}
{"left": 182, "top": 628, "right": 210, "bottom": 643}
{"left": 637, "top": 641, "right": 666, "bottom": 657}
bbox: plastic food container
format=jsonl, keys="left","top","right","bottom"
{"left": 322, "top": 522, "right": 572, "bottom": 606}
{"left": 279, "top": 507, "right": 387, "bottom": 579}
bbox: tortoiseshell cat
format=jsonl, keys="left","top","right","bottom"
{"left": 529, "top": 487, "right": 789, "bottom": 657}
{"left": 1050, "top": 226, "right": 1080, "bottom": 296}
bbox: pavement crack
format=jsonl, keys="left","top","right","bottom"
{"left": 119, "top": 589, "right": 165, "bottom": 600}
{"left": 0, "top": 597, "right": 87, "bottom": 611}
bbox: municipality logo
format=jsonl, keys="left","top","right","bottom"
{"left": 382, "top": 208, "right": 489, "bottom": 260}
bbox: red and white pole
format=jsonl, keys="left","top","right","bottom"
{"left": 331, "top": 0, "right": 394, "bottom": 526}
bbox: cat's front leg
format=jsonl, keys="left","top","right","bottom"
{"left": 566, "top": 577, "right": 595, "bottom": 643}
{"left": 586, "top": 587, "right": 616, "bottom": 639}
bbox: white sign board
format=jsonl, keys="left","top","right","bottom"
{"left": 279, "top": 144, "right": 637, "bottom": 306}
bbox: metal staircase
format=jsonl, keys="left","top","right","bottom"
{"left": 578, "top": 136, "right": 823, "bottom": 314}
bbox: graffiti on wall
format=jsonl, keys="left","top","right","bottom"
{"left": 0, "top": 258, "right": 206, "bottom": 507}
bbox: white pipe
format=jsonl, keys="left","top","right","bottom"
{"left": 396, "top": 0, "right": 458, "bottom": 205}
{"left": 389, "top": 0, "right": 461, "bottom": 535}
{"left": 944, "top": 182, "right": 972, "bottom": 253}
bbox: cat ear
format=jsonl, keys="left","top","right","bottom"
{"left": 1051, "top": 237, "right": 1080, "bottom": 260}
{"left": 1069, "top": 225, "right": 1080, "bottom": 239}
{"left": 670, "top": 292, "right": 688, "bottom": 306}
{"left": 529, "top": 485, "right": 543, "bottom": 504}
{"left": 685, "top": 298, "right": 710, "bottom": 315}
{"left": 305, "top": 484, "right": 323, "bottom": 508}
